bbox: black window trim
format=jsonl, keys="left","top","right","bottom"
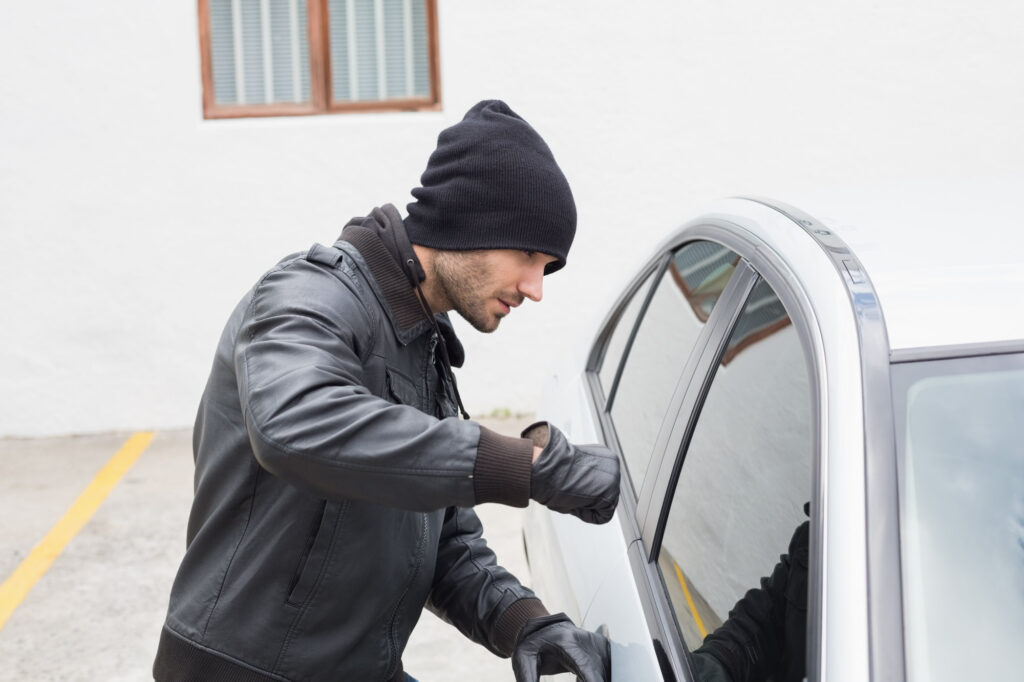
{"left": 600, "top": 254, "right": 671, "bottom": 497}
{"left": 582, "top": 255, "right": 660, "bottom": 545}
{"left": 587, "top": 254, "right": 668, "bottom": 408}
{"left": 637, "top": 260, "right": 758, "bottom": 552}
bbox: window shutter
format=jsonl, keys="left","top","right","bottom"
{"left": 208, "top": 0, "right": 311, "bottom": 106}
{"left": 327, "top": 0, "right": 431, "bottom": 103}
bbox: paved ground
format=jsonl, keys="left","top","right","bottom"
{"left": 0, "top": 416, "right": 536, "bottom": 682}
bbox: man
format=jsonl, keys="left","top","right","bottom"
{"left": 154, "top": 100, "right": 619, "bottom": 682}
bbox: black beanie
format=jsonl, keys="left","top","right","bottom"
{"left": 404, "top": 100, "right": 576, "bottom": 275}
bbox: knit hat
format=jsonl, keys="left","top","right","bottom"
{"left": 404, "top": 100, "right": 576, "bottom": 274}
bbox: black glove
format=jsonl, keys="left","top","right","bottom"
{"left": 524, "top": 422, "right": 620, "bottom": 525}
{"left": 512, "top": 613, "right": 611, "bottom": 682}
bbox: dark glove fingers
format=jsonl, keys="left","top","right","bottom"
{"left": 538, "top": 641, "right": 603, "bottom": 680}
{"left": 529, "top": 424, "right": 621, "bottom": 524}
{"left": 548, "top": 630, "right": 610, "bottom": 682}
{"left": 511, "top": 645, "right": 541, "bottom": 682}
{"left": 552, "top": 447, "right": 620, "bottom": 523}
{"left": 514, "top": 618, "right": 612, "bottom": 682}
{"left": 513, "top": 614, "right": 573, "bottom": 682}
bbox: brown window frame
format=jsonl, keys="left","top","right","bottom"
{"left": 197, "top": 0, "right": 441, "bottom": 120}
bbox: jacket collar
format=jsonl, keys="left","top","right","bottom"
{"left": 337, "top": 205, "right": 465, "bottom": 366}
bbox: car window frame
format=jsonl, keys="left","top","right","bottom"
{"left": 583, "top": 221, "right": 827, "bottom": 682}
{"left": 600, "top": 241, "right": 749, "bottom": 499}
{"left": 594, "top": 254, "right": 666, "bottom": 411}
{"left": 596, "top": 252, "right": 672, "bottom": 496}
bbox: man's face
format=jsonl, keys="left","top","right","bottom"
{"left": 432, "top": 249, "right": 558, "bottom": 332}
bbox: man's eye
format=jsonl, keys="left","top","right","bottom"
{"left": 524, "top": 250, "right": 536, "bottom": 258}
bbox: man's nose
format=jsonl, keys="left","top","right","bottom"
{"left": 518, "top": 265, "right": 545, "bottom": 302}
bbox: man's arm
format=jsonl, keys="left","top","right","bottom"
{"left": 234, "top": 257, "right": 619, "bottom": 525}
{"left": 427, "top": 506, "right": 611, "bottom": 681}
{"left": 427, "top": 506, "right": 546, "bottom": 656}
{"left": 235, "top": 259, "right": 532, "bottom": 511}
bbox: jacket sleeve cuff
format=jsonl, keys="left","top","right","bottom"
{"left": 473, "top": 426, "right": 534, "bottom": 507}
{"left": 492, "top": 597, "right": 549, "bottom": 656}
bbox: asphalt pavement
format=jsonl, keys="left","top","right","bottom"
{"left": 0, "top": 416, "right": 536, "bottom": 682}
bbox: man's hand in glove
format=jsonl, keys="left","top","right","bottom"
{"left": 512, "top": 614, "right": 611, "bottom": 682}
{"left": 524, "top": 422, "right": 620, "bottom": 525}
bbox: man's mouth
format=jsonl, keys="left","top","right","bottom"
{"left": 497, "top": 297, "right": 522, "bottom": 314}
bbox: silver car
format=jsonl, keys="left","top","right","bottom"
{"left": 522, "top": 188, "right": 1024, "bottom": 681}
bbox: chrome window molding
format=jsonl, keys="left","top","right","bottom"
{"left": 890, "top": 339, "right": 1024, "bottom": 364}
{"left": 746, "top": 197, "right": 906, "bottom": 682}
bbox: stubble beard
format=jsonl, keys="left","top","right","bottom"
{"left": 432, "top": 251, "right": 502, "bottom": 333}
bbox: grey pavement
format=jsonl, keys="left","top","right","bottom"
{"left": 0, "top": 416, "right": 536, "bottom": 682}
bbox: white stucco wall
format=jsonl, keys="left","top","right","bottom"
{"left": 2, "top": 1, "right": 1022, "bottom": 437}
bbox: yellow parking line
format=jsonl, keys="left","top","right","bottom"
{"left": 0, "top": 431, "right": 154, "bottom": 631}
{"left": 672, "top": 560, "right": 707, "bottom": 639}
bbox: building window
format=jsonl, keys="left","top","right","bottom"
{"left": 198, "top": 0, "right": 440, "bottom": 119}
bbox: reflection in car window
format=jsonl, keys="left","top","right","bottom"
{"left": 657, "top": 278, "right": 812, "bottom": 680}
{"left": 609, "top": 241, "right": 739, "bottom": 494}
{"left": 598, "top": 270, "right": 655, "bottom": 398}
{"left": 893, "top": 354, "right": 1024, "bottom": 682}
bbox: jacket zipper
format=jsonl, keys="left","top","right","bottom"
{"left": 424, "top": 332, "right": 439, "bottom": 410}
{"left": 384, "top": 513, "right": 430, "bottom": 679}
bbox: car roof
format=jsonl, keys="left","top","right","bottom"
{"left": 747, "top": 177, "right": 1024, "bottom": 353}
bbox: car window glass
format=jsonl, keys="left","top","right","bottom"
{"left": 893, "top": 355, "right": 1024, "bottom": 682}
{"left": 657, "top": 278, "right": 813, "bottom": 676}
{"left": 610, "top": 240, "right": 739, "bottom": 494}
{"left": 598, "top": 270, "right": 655, "bottom": 398}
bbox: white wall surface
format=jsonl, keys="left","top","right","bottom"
{"left": 2, "top": 1, "right": 1023, "bottom": 436}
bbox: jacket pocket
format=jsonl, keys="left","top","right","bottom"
{"left": 385, "top": 366, "right": 421, "bottom": 408}
{"left": 286, "top": 500, "right": 339, "bottom": 607}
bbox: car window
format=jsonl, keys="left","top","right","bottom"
{"left": 893, "top": 353, "right": 1024, "bottom": 682}
{"left": 656, "top": 278, "right": 813, "bottom": 674}
{"left": 598, "top": 269, "right": 655, "bottom": 397}
{"left": 609, "top": 240, "right": 740, "bottom": 494}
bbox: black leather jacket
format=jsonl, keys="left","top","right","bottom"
{"left": 154, "top": 206, "right": 546, "bottom": 682}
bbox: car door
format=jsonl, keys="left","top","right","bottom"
{"left": 577, "top": 237, "right": 759, "bottom": 680}
{"left": 582, "top": 224, "right": 823, "bottom": 681}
